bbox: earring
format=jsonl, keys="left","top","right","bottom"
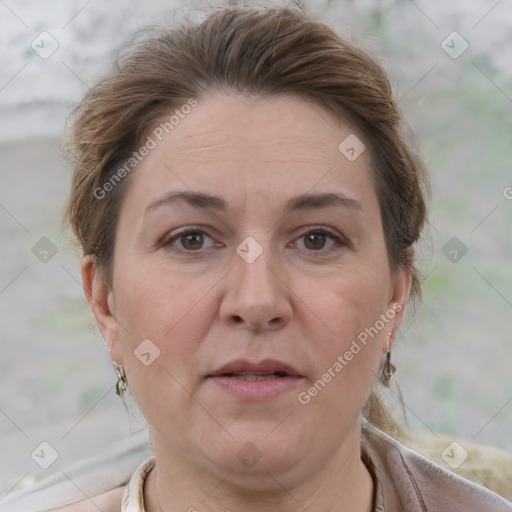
{"left": 382, "top": 331, "right": 396, "bottom": 384}
{"left": 113, "top": 361, "right": 128, "bottom": 397}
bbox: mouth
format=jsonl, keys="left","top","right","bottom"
{"left": 207, "top": 359, "right": 303, "bottom": 399}
{"left": 208, "top": 358, "right": 302, "bottom": 379}
{"left": 220, "top": 371, "right": 289, "bottom": 381}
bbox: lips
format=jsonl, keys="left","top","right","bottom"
{"left": 228, "top": 373, "right": 287, "bottom": 381}
{"left": 208, "top": 359, "right": 303, "bottom": 399}
{"left": 208, "top": 358, "right": 302, "bottom": 379}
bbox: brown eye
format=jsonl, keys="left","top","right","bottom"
{"left": 304, "top": 232, "right": 328, "bottom": 250}
{"left": 180, "top": 231, "right": 204, "bottom": 250}
{"left": 163, "top": 229, "right": 216, "bottom": 252}
{"left": 295, "top": 229, "right": 346, "bottom": 253}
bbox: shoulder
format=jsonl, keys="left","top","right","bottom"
{"left": 51, "top": 486, "right": 126, "bottom": 511}
{"left": 55, "top": 456, "right": 156, "bottom": 512}
{"left": 0, "top": 430, "right": 153, "bottom": 512}
{"left": 362, "top": 421, "right": 512, "bottom": 511}
{"left": 404, "top": 428, "right": 512, "bottom": 502}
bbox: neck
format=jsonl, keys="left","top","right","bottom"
{"left": 144, "top": 423, "right": 373, "bottom": 512}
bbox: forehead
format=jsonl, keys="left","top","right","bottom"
{"left": 168, "top": 92, "right": 355, "bottom": 162}
{"left": 121, "top": 92, "right": 378, "bottom": 216}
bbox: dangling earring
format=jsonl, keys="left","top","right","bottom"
{"left": 382, "top": 331, "right": 396, "bottom": 384}
{"left": 113, "top": 361, "right": 128, "bottom": 397}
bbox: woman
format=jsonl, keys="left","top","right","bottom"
{"left": 45, "top": 4, "right": 512, "bottom": 511}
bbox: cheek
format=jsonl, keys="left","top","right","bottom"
{"left": 110, "top": 261, "right": 211, "bottom": 402}
{"left": 111, "top": 263, "right": 213, "bottom": 428}
{"left": 113, "top": 259, "right": 212, "bottom": 341}
{"left": 302, "top": 264, "right": 389, "bottom": 399}
{"left": 312, "top": 261, "right": 390, "bottom": 341}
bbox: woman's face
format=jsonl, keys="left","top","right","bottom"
{"left": 85, "top": 92, "right": 410, "bottom": 484}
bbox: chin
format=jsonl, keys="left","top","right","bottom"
{"left": 204, "top": 431, "right": 305, "bottom": 483}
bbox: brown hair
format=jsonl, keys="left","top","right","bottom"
{"left": 63, "top": 4, "right": 430, "bottom": 438}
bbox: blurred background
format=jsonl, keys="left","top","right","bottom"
{"left": 0, "top": 0, "right": 511, "bottom": 494}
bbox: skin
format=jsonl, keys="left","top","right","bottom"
{"left": 81, "top": 92, "right": 411, "bottom": 511}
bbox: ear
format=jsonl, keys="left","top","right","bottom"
{"left": 81, "top": 255, "right": 123, "bottom": 363}
{"left": 383, "top": 246, "right": 414, "bottom": 353}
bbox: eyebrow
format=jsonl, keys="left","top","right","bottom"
{"left": 145, "top": 191, "right": 363, "bottom": 215}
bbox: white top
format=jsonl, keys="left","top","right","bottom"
{"left": 121, "top": 456, "right": 156, "bottom": 511}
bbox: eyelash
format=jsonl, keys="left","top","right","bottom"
{"left": 162, "top": 227, "right": 349, "bottom": 254}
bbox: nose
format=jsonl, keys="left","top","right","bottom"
{"left": 219, "top": 241, "right": 293, "bottom": 333}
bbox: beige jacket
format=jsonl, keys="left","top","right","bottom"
{"left": 360, "top": 422, "right": 512, "bottom": 511}
{"left": 120, "top": 422, "right": 511, "bottom": 511}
